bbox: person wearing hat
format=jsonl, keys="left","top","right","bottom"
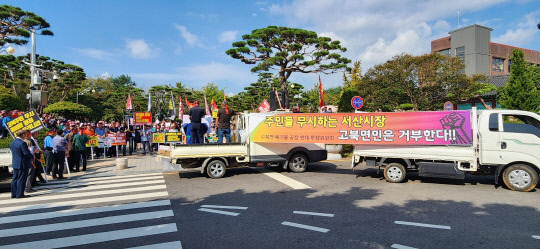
{"left": 2, "top": 111, "right": 12, "bottom": 138}
{"left": 43, "top": 128, "right": 55, "bottom": 175}
{"left": 0, "top": 110, "right": 5, "bottom": 139}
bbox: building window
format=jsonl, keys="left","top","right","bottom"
{"left": 492, "top": 58, "right": 504, "bottom": 72}
{"left": 508, "top": 59, "right": 511, "bottom": 73}
{"left": 438, "top": 49, "right": 450, "bottom": 56}
{"left": 456, "top": 46, "right": 465, "bottom": 63}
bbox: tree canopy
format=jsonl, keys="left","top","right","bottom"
{"left": 226, "top": 26, "right": 351, "bottom": 108}
{"left": 43, "top": 101, "right": 91, "bottom": 120}
{"left": 0, "top": 5, "right": 53, "bottom": 48}
{"left": 498, "top": 49, "right": 540, "bottom": 112}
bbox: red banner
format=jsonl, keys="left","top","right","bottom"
{"left": 107, "top": 133, "right": 126, "bottom": 146}
{"left": 134, "top": 112, "right": 152, "bottom": 125}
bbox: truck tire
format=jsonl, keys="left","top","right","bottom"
{"left": 289, "top": 153, "right": 308, "bottom": 173}
{"left": 502, "top": 164, "right": 538, "bottom": 192}
{"left": 206, "top": 159, "right": 226, "bottom": 179}
{"left": 383, "top": 163, "right": 406, "bottom": 183}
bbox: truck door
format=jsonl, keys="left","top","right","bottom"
{"left": 479, "top": 113, "right": 503, "bottom": 164}
{"left": 498, "top": 113, "right": 540, "bottom": 164}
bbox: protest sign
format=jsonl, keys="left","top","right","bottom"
{"left": 6, "top": 110, "right": 44, "bottom": 137}
{"left": 106, "top": 133, "right": 126, "bottom": 146}
{"left": 153, "top": 133, "right": 165, "bottom": 144}
{"left": 86, "top": 135, "right": 98, "bottom": 147}
{"left": 134, "top": 112, "right": 152, "bottom": 125}
{"left": 164, "top": 132, "right": 183, "bottom": 143}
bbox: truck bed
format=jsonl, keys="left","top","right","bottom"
{"left": 170, "top": 143, "right": 248, "bottom": 159}
{"left": 354, "top": 144, "right": 475, "bottom": 162}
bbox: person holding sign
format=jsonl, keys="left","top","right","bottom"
{"left": 10, "top": 129, "right": 33, "bottom": 198}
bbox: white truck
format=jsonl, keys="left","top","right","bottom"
{"left": 0, "top": 148, "right": 12, "bottom": 174}
{"left": 352, "top": 108, "right": 540, "bottom": 192}
{"left": 161, "top": 111, "right": 327, "bottom": 178}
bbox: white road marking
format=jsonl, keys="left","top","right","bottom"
{"left": 126, "top": 241, "right": 182, "bottom": 249}
{"left": 0, "top": 184, "right": 166, "bottom": 205}
{"left": 34, "top": 175, "right": 164, "bottom": 190}
{"left": 3, "top": 223, "right": 177, "bottom": 249}
{"left": 198, "top": 208, "right": 240, "bottom": 216}
{"left": 0, "top": 200, "right": 171, "bottom": 224}
{"left": 0, "top": 210, "right": 174, "bottom": 237}
{"left": 533, "top": 235, "right": 540, "bottom": 239}
{"left": 77, "top": 172, "right": 163, "bottom": 180}
{"left": 391, "top": 244, "right": 418, "bottom": 249}
{"left": 0, "top": 191, "right": 169, "bottom": 214}
{"left": 200, "top": 205, "right": 248, "bottom": 210}
{"left": 281, "top": 221, "right": 329, "bottom": 233}
{"left": 252, "top": 167, "right": 311, "bottom": 189}
{"left": 395, "top": 221, "right": 451, "bottom": 230}
{"left": 293, "top": 211, "right": 334, "bottom": 217}
{"left": 0, "top": 179, "right": 165, "bottom": 199}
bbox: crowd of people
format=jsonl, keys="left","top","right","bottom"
{"left": 3, "top": 100, "right": 241, "bottom": 198}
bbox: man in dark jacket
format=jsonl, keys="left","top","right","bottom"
{"left": 189, "top": 100, "right": 206, "bottom": 144}
{"left": 10, "top": 129, "right": 33, "bottom": 198}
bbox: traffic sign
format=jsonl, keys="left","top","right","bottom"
{"left": 444, "top": 101, "right": 453, "bottom": 111}
{"left": 351, "top": 96, "right": 363, "bottom": 109}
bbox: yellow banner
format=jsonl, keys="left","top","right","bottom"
{"left": 86, "top": 135, "right": 98, "bottom": 147}
{"left": 6, "top": 110, "right": 44, "bottom": 137}
{"left": 165, "top": 132, "right": 183, "bottom": 143}
{"left": 153, "top": 133, "right": 165, "bottom": 143}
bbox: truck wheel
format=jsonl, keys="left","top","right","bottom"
{"left": 289, "top": 153, "right": 308, "bottom": 173}
{"left": 206, "top": 159, "right": 226, "bottom": 179}
{"left": 502, "top": 164, "right": 538, "bottom": 192}
{"left": 383, "top": 163, "right": 406, "bottom": 183}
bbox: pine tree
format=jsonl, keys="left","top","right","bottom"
{"left": 498, "top": 49, "right": 540, "bottom": 112}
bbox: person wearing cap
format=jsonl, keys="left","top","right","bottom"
{"left": 189, "top": 100, "right": 206, "bottom": 144}
{"left": 64, "top": 125, "right": 77, "bottom": 171}
{"left": 73, "top": 129, "right": 88, "bottom": 171}
{"left": 27, "top": 131, "right": 45, "bottom": 191}
{"left": 43, "top": 128, "right": 55, "bottom": 175}
{"left": 2, "top": 111, "right": 13, "bottom": 138}
{"left": 215, "top": 101, "right": 240, "bottom": 143}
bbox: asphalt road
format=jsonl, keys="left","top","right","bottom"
{"left": 0, "top": 160, "right": 539, "bottom": 248}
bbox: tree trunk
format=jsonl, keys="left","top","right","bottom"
{"left": 279, "top": 72, "right": 289, "bottom": 109}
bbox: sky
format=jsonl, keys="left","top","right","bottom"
{"left": 3, "top": 0, "right": 540, "bottom": 95}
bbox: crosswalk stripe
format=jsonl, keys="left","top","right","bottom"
{"left": 47, "top": 172, "right": 163, "bottom": 184}
{"left": 34, "top": 175, "right": 164, "bottom": 190}
{"left": 0, "top": 200, "right": 171, "bottom": 225}
{"left": 76, "top": 172, "right": 163, "bottom": 180}
{"left": 2, "top": 223, "right": 178, "bottom": 249}
{"left": 0, "top": 210, "right": 174, "bottom": 238}
{"left": 198, "top": 208, "right": 240, "bottom": 216}
{"left": 200, "top": 205, "right": 248, "bottom": 210}
{"left": 126, "top": 241, "right": 182, "bottom": 249}
{"left": 0, "top": 184, "right": 166, "bottom": 205}
{"left": 0, "top": 179, "right": 164, "bottom": 199}
{"left": 0, "top": 191, "right": 169, "bottom": 214}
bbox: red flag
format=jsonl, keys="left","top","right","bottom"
{"left": 178, "top": 96, "right": 184, "bottom": 120}
{"left": 126, "top": 94, "right": 133, "bottom": 110}
{"left": 185, "top": 97, "right": 194, "bottom": 108}
{"left": 258, "top": 99, "right": 270, "bottom": 113}
{"left": 211, "top": 97, "right": 218, "bottom": 110}
{"left": 318, "top": 76, "right": 325, "bottom": 108}
{"left": 204, "top": 95, "right": 211, "bottom": 116}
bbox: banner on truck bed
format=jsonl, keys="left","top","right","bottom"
{"left": 164, "top": 132, "right": 183, "bottom": 143}
{"left": 134, "top": 112, "right": 152, "bottom": 125}
{"left": 250, "top": 111, "right": 472, "bottom": 145}
{"left": 6, "top": 110, "right": 45, "bottom": 137}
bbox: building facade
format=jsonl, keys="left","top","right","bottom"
{"left": 431, "top": 24, "right": 540, "bottom": 109}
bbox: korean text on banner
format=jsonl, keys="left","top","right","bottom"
{"left": 106, "top": 133, "right": 126, "bottom": 146}
{"left": 6, "top": 110, "right": 45, "bottom": 137}
{"left": 250, "top": 111, "right": 472, "bottom": 145}
{"left": 153, "top": 133, "right": 165, "bottom": 144}
{"left": 164, "top": 132, "right": 183, "bottom": 143}
{"left": 134, "top": 112, "right": 152, "bottom": 125}
{"left": 85, "top": 136, "right": 98, "bottom": 147}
